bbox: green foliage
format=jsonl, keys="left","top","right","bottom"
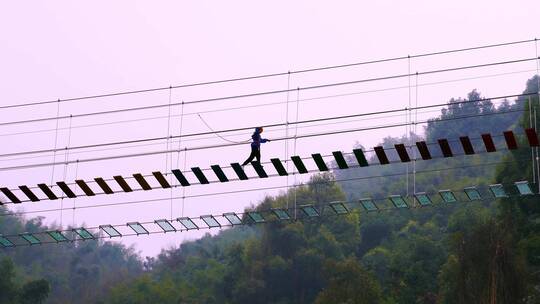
{"left": 0, "top": 207, "right": 143, "bottom": 303}
{"left": 438, "top": 218, "right": 526, "bottom": 304}
{"left": 19, "top": 279, "right": 50, "bottom": 304}
{"left": 0, "top": 257, "right": 50, "bottom": 304}
{"left": 315, "top": 257, "right": 383, "bottom": 304}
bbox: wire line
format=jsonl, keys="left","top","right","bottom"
{"left": 0, "top": 92, "right": 533, "bottom": 160}
{"left": 1, "top": 57, "right": 537, "bottom": 128}
{"left": 1, "top": 38, "right": 535, "bottom": 111}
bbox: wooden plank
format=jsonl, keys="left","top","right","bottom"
{"left": 211, "top": 165, "right": 229, "bottom": 182}
{"left": 172, "top": 169, "right": 191, "bottom": 186}
{"left": 37, "top": 184, "right": 58, "bottom": 200}
{"left": 152, "top": 171, "right": 171, "bottom": 188}
{"left": 459, "top": 136, "right": 475, "bottom": 155}
{"left": 0, "top": 187, "right": 21, "bottom": 204}
{"left": 503, "top": 131, "right": 518, "bottom": 150}
{"left": 113, "top": 176, "right": 133, "bottom": 192}
{"left": 332, "top": 151, "right": 349, "bottom": 169}
{"left": 271, "top": 158, "right": 288, "bottom": 176}
{"left": 481, "top": 134, "right": 496, "bottom": 152}
{"left": 19, "top": 186, "right": 40, "bottom": 202}
{"left": 133, "top": 174, "right": 152, "bottom": 190}
{"left": 374, "top": 146, "right": 390, "bottom": 165}
{"left": 394, "top": 144, "right": 410, "bottom": 162}
{"left": 291, "top": 156, "right": 308, "bottom": 174}
{"left": 525, "top": 128, "right": 539, "bottom": 147}
{"left": 352, "top": 149, "right": 369, "bottom": 167}
{"left": 438, "top": 139, "right": 453, "bottom": 157}
{"left": 94, "top": 178, "right": 114, "bottom": 194}
{"left": 231, "top": 163, "right": 249, "bottom": 180}
{"left": 191, "top": 167, "right": 210, "bottom": 184}
{"left": 56, "top": 182, "right": 77, "bottom": 198}
{"left": 311, "top": 153, "right": 329, "bottom": 171}
{"left": 75, "top": 180, "right": 95, "bottom": 196}
{"left": 416, "top": 141, "right": 432, "bottom": 160}
{"left": 251, "top": 161, "right": 268, "bottom": 178}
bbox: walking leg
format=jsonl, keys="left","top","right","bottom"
{"left": 255, "top": 149, "right": 261, "bottom": 163}
{"left": 242, "top": 148, "right": 257, "bottom": 166}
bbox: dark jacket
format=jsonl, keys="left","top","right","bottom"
{"left": 251, "top": 128, "right": 268, "bottom": 148}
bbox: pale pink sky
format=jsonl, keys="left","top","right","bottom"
{"left": 1, "top": 1, "right": 539, "bottom": 256}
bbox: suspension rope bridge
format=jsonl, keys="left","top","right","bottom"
{"left": 1, "top": 37, "right": 539, "bottom": 250}
{"left": 0, "top": 180, "right": 536, "bottom": 248}
{"left": 1, "top": 128, "right": 538, "bottom": 205}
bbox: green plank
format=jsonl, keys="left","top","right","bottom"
{"left": 223, "top": 213, "right": 243, "bottom": 225}
{"left": 177, "top": 217, "right": 198, "bottom": 230}
{"left": 0, "top": 235, "right": 14, "bottom": 247}
{"left": 21, "top": 234, "right": 41, "bottom": 245}
{"left": 248, "top": 211, "right": 265, "bottom": 223}
{"left": 200, "top": 215, "right": 221, "bottom": 228}
{"left": 300, "top": 205, "right": 320, "bottom": 217}
{"left": 155, "top": 219, "right": 176, "bottom": 232}
{"left": 100, "top": 225, "right": 122, "bottom": 238}
{"left": 389, "top": 195, "right": 408, "bottom": 208}
{"left": 489, "top": 184, "right": 507, "bottom": 198}
{"left": 439, "top": 190, "right": 457, "bottom": 203}
{"left": 329, "top": 202, "right": 349, "bottom": 214}
{"left": 414, "top": 193, "right": 432, "bottom": 206}
{"left": 127, "top": 222, "right": 149, "bottom": 235}
{"left": 359, "top": 198, "right": 378, "bottom": 211}
{"left": 74, "top": 228, "right": 94, "bottom": 240}
{"left": 464, "top": 187, "right": 482, "bottom": 201}
{"left": 47, "top": 231, "right": 69, "bottom": 242}
{"left": 272, "top": 209, "right": 291, "bottom": 220}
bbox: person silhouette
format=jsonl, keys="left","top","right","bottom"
{"left": 242, "top": 127, "right": 270, "bottom": 166}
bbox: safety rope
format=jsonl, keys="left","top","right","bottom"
{"left": 197, "top": 113, "right": 250, "bottom": 144}
{"left": 293, "top": 87, "right": 300, "bottom": 218}
{"left": 414, "top": 72, "right": 419, "bottom": 196}
{"left": 166, "top": 86, "right": 173, "bottom": 220}
{"left": 50, "top": 99, "right": 61, "bottom": 186}
{"left": 72, "top": 160, "right": 78, "bottom": 228}
{"left": 60, "top": 114, "right": 73, "bottom": 228}
{"left": 176, "top": 100, "right": 186, "bottom": 218}
{"left": 407, "top": 56, "right": 411, "bottom": 200}
{"left": 285, "top": 72, "right": 291, "bottom": 210}
{"left": 534, "top": 38, "right": 540, "bottom": 192}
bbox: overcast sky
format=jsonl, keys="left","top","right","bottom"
{"left": 1, "top": 1, "right": 539, "bottom": 257}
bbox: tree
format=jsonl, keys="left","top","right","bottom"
{"left": 315, "top": 257, "right": 382, "bottom": 304}
{"left": 19, "top": 279, "right": 50, "bottom": 304}
{"left": 0, "top": 258, "right": 18, "bottom": 304}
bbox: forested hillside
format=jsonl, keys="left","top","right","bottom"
{"left": 1, "top": 75, "right": 538, "bottom": 303}
{"left": 0, "top": 208, "right": 143, "bottom": 303}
